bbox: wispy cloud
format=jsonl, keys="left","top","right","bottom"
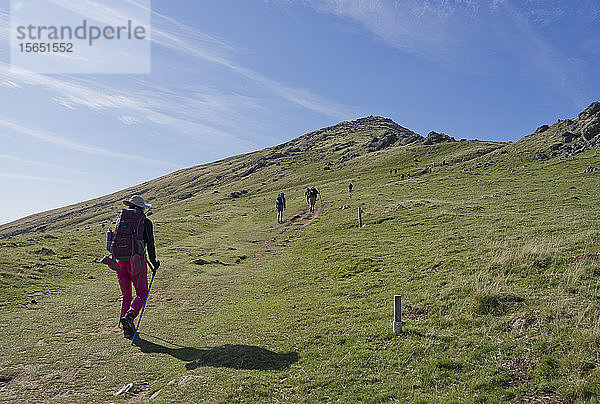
{"left": 297, "top": 0, "right": 594, "bottom": 104}
{"left": 0, "top": 171, "right": 70, "bottom": 182}
{"left": 224, "top": 64, "right": 358, "bottom": 120}
{"left": 298, "top": 0, "right": 475, "bottom": 63}
{"left": 147, "top": 5, "right": 360, "bottom": 119}
{"left": 41, "top": 0, "right": 358, "bottom": 119}
{"left": 0, "top": 64, "right": 261, "bottom": 151}
{"left": 491, "top": 0, "right": 591, "bottom": 106}
{"left": 0, "top": 117, "right": 179, "bottom": 167}
{"left": 118, "top": 115, "right": 142, "bottom": 126}
{"left": 0, "top": 9, "right": 8, "bottom": 40}
{"left": 0, "top": 0, "right": 359, "bottom": 161}
{"left": 0, "top": 153, "right": 93, "bottom": 176}
{"left": 0, "top": 80, "right": 20, "bottom": 89}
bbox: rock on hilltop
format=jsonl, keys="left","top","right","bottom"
{"left": 552, "top": 102, "right": 600, "bottom": 157}
{"left": 423, "top": 131, "right": 456, "bottom": 145}
{"left": 524, "top": 102, "right": 600, "bottom": 159}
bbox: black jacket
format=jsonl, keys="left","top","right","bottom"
{"left": 143, "top": 218, "right": 157, "bottom": 265}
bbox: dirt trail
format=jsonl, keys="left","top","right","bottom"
{"left": 270, "top": 202, "right": 324, "bottom": 231}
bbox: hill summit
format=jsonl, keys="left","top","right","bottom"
{"left": 278, "top": 115, "right": 423, "bottom": 154}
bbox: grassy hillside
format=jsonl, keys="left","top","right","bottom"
{"left": 1, "top": 111, "right": 600, "bottom": 403}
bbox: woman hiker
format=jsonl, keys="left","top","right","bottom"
{"left": 109, "top": 195, "right": 160, "bottom": 339}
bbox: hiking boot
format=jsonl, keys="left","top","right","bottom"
{"left": 120, "top": 314, "right": 135, "bottom": 339}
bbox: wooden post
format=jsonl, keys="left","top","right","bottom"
{"left": 358, "top": 207, "right": 363, "bottom": 227}
{"left": 393, "top": 295, "right": 402, "bottom": 334}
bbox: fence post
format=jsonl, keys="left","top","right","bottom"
{"left": 358, "top": 207, "right": 363, "bottom": 227}
{"left": 393, "top": 295, "right": 402, "bottom": 334}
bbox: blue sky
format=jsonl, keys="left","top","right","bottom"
{"left": 1, "top": 0, "right": 599, "bottom": 225}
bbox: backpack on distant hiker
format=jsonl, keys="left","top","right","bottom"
{"left": 109, "top": 208, "right": 146, "bottom": 262}
{"left": 276, "top": 194, "right": 285, "bottom": 211}
{"left": 309, "top": 187, "right": 318, "bottom": 198}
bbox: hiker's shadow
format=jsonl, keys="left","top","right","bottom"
{"left": 133, "top": 335, "right": 299, "bottom": 371}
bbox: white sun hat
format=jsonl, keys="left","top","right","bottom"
{"left": 123, "top": 195, "right": 152, "bottom": 209}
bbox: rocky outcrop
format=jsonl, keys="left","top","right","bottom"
{"left": 423, "top": 131, "right": 456, "bottom": 145}
{"left": 560, "top": 132, "right": 576, "bottom": 143}
{"left": 545, "top": 102, "right": 600, "bottom": 158}
{"left": 368, "top": 132, "right": 399, "bottom": 151}
{"left": 535, "top": 125, "right": 550, "bottom": 134}
{"left": 578, "top": 102, "right": 600, "bottom": 140}
{"left": 297, "top": 115, "right": 424, "bottom": 153}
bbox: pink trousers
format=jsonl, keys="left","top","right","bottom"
{"left": 116, "top": 257, "right": 148, "bottom": 319}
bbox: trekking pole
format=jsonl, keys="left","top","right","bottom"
{"left": 131, "top": 261, "right": 155, "bottom": 345}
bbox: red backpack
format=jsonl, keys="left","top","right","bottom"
{"left": 110, "top": 208, "right": 146, "bottom": 262}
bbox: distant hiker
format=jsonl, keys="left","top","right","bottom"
{"left": 394, "top": 169, "right": 397, "bottom": 175}
{"left": 305, "top": 187, "right": 311, "bottom": 204}
{"left": 401, "top": 173, "right": 405, "bottom": 180}
{"left": 276, "top": 192, "right": 286, "bottom": 223}
{"left": 348, "top": 182, "right": 353, "bottom": 193}
{"left": 389, "top": 169, "right": 392, "bottom": 175}
{"left": 107, "top": 195, "right": 160, "bottom": 339}
{"left": 308, "top": 186, "right": 320, "bottom": 213}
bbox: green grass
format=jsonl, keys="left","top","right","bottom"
{"left": 1, "top": 122, "right": 600, "bottom": 402}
